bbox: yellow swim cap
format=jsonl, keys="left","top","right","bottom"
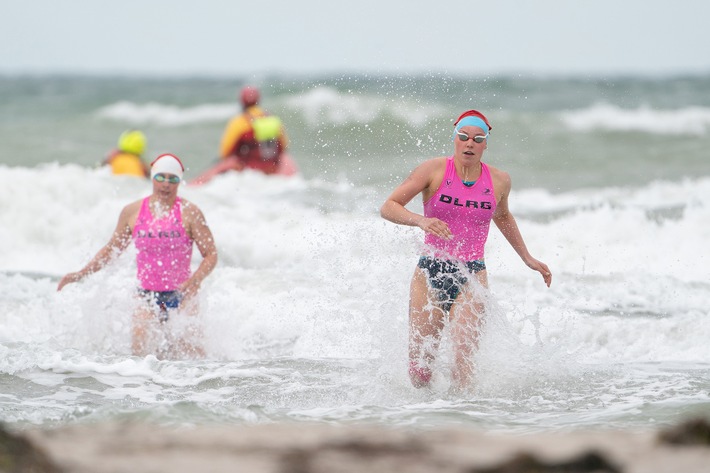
{"left": 117, "top": 130, "right": 147, "bottom": 155}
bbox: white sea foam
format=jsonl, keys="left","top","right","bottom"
{"left": 96, "top": 101, "right": 236, "bottom": 126}
{"left": 2, "top": 163, "right": 708, "bottom": 359}
{"left": 1, "top": 164, "right": 709, "bottom": 428}
{"left": 283, "top": 86, "right": 446, "bottom": 127}
{"left": 94, "top": 88, "right": 446, "bottom": 129}
{"left": 559, "top": 103, "right": 710, "bottom": 135}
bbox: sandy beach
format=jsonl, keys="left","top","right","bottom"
{"left": 2, "top": 419, "right": 709, "bottom": 473}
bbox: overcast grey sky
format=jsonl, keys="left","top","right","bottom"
{"left": 2, "top": 0, "right": 708, "bottom": 77}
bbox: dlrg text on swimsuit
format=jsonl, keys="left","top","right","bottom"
{"left": 438, "top": 194, "right": 493, "bottom": 209}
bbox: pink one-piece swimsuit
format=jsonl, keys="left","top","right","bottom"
{"left": 423, "top": 157, "right": 497, "bottom": 262}
{"left": 132, "top": 197, "right": 193, "bottom": 291}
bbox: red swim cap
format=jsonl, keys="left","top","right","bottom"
{"left": 240, "top": 86, "right": 260, "bottom": 107}
{"left": 454, "top": 110, "right": 492, "bottom": 131}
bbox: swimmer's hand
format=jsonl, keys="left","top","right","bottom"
{"left": 178, "top": 279, "right": 201, "bottom": 300}
{"left": 525, "top": 258, "right": 552, "bottom": 287}
{"left": 418, "top": 217, "right": 452, "bottom": 240}
{"left": 57, "top": 272, "right": 83, "bottom": 291}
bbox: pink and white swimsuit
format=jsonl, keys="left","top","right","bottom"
{"left": 423, "top": 157, "right": 497, "bottom": 262}
{"left": 132, "top": 197, "right": 193, "bottom": 291}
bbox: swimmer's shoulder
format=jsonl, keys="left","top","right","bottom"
{"left": 178, "top": 198, "right": 208, "bottom": 225}
{"left": 411, "top": 156, "right": 447, "bottom": 180}
{"left": 118, "top": 198, "right": 145, "bottom": 226}
{"left": 485, "top": 163, "right": 512, "bottom": 199}
{"left": 420, "top": 156, "right": 448, "bottom": 170}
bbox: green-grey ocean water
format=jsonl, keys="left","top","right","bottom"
{"left": 2, "top": 73, "right": 709, "bottom": 192}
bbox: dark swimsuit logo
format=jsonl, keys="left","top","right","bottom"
{"left": 439, "top": 194, "right": 492, "bottom": 209}
{"left": 136, "top": 230, "right": 182, "bottom": 238}
{"left": 445, "top": 179, "right": 452, "bottom": 187}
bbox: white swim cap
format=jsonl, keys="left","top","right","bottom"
{"left": 150, "top": 154, "right": 184, "bottom": 181}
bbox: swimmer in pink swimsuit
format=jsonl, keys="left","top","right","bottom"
{"left": 381, "top": 110, "right": 552, "bottom": 390}
{"left": 133, "top": 195, "right": 193, "bottom": 321}
{"left": 58, "top": 154, "right": 218, "bottom": 358}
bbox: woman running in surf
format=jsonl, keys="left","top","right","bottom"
{"left": 381, "top": 109, "right": 551, "bottom": 390}
{"left": 58, "top": 154, "right": 218, "bottom": 358}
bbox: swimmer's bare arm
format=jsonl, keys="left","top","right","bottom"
{"left": 180, "top": 204, "right": 218, "bottom": 299}
{"left": 57, "top": 203, "right": 136, "bottom": 291}
{"left": 380, "top": 158, "right": 452, "bottom": 240}
{"left": 491, "top": 172, "right": 552, "bottom": 287}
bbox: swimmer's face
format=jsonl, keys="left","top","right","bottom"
{"left": 152, "top": 173, "right": 180, "bottom": 199}
{"left": 454, "top": 126, "right": 487, "bottom": 161}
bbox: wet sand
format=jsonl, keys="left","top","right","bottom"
{"left": 4, "top": 419, "right": 710, "bottom": 473}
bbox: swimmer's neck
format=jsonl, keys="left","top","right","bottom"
{"left": 149, "top": 194, "right": 177, "bottom": 215}
{"left": 454, "top": 160, "right": 481, "bottom": 183}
